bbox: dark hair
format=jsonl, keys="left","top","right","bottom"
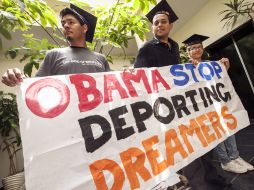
{"left": 154, "top": 11, "right": 171, "bottom": 23}
{"left": 60, "top": 8, "right": 85, "bottom": 25}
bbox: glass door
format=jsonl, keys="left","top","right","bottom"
{"left": 206, "top": 20, "right": 254, "bottom": 119}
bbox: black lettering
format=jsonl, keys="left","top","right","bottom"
{"left": 153, "top": 97, "right": 175, "bottom": 124}
{"left": 109, "top": 105, "right": 135, "bottom": 140}
{"left": 216, "top": 83, "right": 231, "bottom": 102}
{"left": 204, "top": 85, "right": 221, "bottom": 105}
{"left": 185, "top": 90, "right": 199, "bottom": 112}
{"left": 199, "top": 88, "right": 209, "bottom": 108}
{"left": 79, "top": 115, "right": 111, "bottom": 153}
{"left": 130, "top": 101, "right": 153, "bottom": 133}
{"left": 171, "top": 95, "right": 191, "bottom": 118}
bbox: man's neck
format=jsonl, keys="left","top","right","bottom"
{"left": 156, "top": 36, "right": 169, "bottom": 44}
{"left": 192, "top": 58, "right": 202, "bottom": 62}
{"left": 69, "top": 39, "right": 87, "bottom": 48}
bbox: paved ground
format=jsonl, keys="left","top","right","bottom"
{"left": 214, "top": 122, "right": 254, "bottom": 190}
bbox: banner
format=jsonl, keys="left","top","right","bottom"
{"left": 17, "top": 61, "right": 250, "bottom": 190}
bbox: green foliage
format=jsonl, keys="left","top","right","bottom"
{"left": 0, "top": 0, "right": 60, "bottom": 48}
{"left": 91, "top": 2, "right": 150, "bottom": 63}
{"left": 0, "top": 91, "right": 21, "bottom": 176}
{"left": 67, "top": 0, "right": 155, "bottom": 63}
{"left": 219, "top": 0, "right": 254, "bottom": 30}
{"left": 5, "top": 34, "right": 57, "bottom": 77}
{"left": 179, "top": 45, "right": 189, "bottom": 63}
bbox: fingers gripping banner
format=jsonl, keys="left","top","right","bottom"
{"left": 17, "top": 61, "right": 250, "bottom": 190}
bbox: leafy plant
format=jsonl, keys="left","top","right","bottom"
{"left": 70, "top": 0, "right": 155, "bottom": 63}
{"left": 219, "top": 0, "right": 254, "bottom": 29}
{"left": 91, "top": 1, "right": 150, "bottom": 63}
{"left": 5, "top": 34, "right": 58, "bottom": 77}
{"left": 0, "top": 0, "right": 62, "bottom": 47}
{"left": 179, "top": 45, "right": 189, "bottom": 63}
{"left": 0, "top": 91, "right": 21, "bottom": 176}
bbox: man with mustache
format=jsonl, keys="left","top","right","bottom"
{"left": 2, "top": 4, "right": 110, "bottom": 86}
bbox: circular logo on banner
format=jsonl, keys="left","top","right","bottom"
{"left": 25, "top": 78, "right": 70, "bottom": 118}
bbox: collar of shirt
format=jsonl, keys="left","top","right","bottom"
{"left": 152, "top": 37, "right": 175, "bottom": 49}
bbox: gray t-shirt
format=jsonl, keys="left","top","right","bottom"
{"left": 36, "top": 47, "right": 110, "bottom": 77}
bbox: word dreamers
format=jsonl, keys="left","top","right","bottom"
{"left": 89, "top": 106, "right": 237, "bottom": 190}
{"left": 25, "top": 62, "right": 223, "bottom": 118}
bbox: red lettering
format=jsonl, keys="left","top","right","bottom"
{"left": 69, "top": 74, "right": 102, "bottom": 112}
{"left": 151, "top": 69, "right": 170, "bottom": 93}
{"left": 104, "top": 74, "right": 128, "bottom": 103}
{"left": 121, "top": 69, "right": 152, "bottom": 97}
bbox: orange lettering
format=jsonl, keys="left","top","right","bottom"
{"left": 207, "top": 111, "right": 226, "bottom": 139}
{"left": 142, "top": 135, "right": 168, "bottom": 175}
{"left": 179, "top": 119, "right": 208, "bottom": 153}
{"left": 120, "top": 147, "right": 151, "bottom": 189}
{"left": 196, "top": 114, "right": 216, "bottom": 144}
{"left": 165, "top": 129, "right": 188, "bottom": 166}
{"left": 89, "top": 159, "right": 125, "bottom": 190}
{"left": 221, "top": 106, "right": 237, "bottom": 130}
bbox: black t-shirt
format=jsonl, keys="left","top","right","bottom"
{"left": 134, "top": 38, "right": 180, "bottom": 68}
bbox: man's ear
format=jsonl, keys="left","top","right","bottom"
{"left": 82, "top": 24, "right": 88, "bottom": 33}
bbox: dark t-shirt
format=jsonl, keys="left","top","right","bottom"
{"left": 134, "top": 38, "right": 180, "bottom": 68}
{"left": 36, "top": 47, "right": 110, "bottom": 77}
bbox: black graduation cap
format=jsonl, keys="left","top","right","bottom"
{"left": 146, "top": 0, "right": 178, "bottom": 23}
{"left": 182, "top": 34, "right": 209, "bottom": 46}
{"left": 60, "top": 4, "right": 97, "bottom": 43}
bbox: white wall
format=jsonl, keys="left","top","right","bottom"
{"left": 172, "top": 0, "right": 254, "bottom": 47}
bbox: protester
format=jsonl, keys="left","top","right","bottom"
{"left": 2, "top": 3, "right": 110, "bottom": 86}
{"left": 184, "top": 35, "right": 253, "bottom": 174}
{"left": 182, "top": 34, "right": 234, "bottom": 189}
{"left": 134, "top": 0, "right": 190, "bottom": 189}
{"left": 134, "top": 0, "right": 180, "bottom": 68}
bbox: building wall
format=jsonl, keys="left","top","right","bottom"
{"left": 172, "top": 0, "right": 254, "bottom": 47}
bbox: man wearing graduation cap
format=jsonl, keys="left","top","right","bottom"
{"left": 184, "top": 34, "right": 253, "bottom": 174}
{"left": 182, "top": 34, "right": 230, "bottom": 69}
{"left": 133, "top": 1, "right": 190, "bottom": 189}
{"left": 181, "top": 34, "right": 233, "bottom": 189}
{"left": 134, "top": 0, "right": 180, "bottom": 68}
{"left": 2, "top": 4, "right": 110, "bottom": 86}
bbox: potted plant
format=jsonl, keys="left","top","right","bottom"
{"left": 0, "top": 91, "right": 25, "bottom": 190}
{"left": 219, "top": 0, "right": 254, "bottom": 30}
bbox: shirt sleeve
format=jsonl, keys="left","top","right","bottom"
{"left": 134, "top": 46, "right": 153, "bottom": 68}
{"left": 103, "top": 58, "right": 111, "bottom": 71}
{"left": 35, "top": 51, "right": 54, "bottom": 77}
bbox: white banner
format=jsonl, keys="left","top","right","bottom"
{"left": 17, "top": 61, "right": 250, "bottom": 190}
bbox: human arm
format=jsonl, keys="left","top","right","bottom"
{"left": 103, "top": 57, "right": 111, "bottom": 72}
